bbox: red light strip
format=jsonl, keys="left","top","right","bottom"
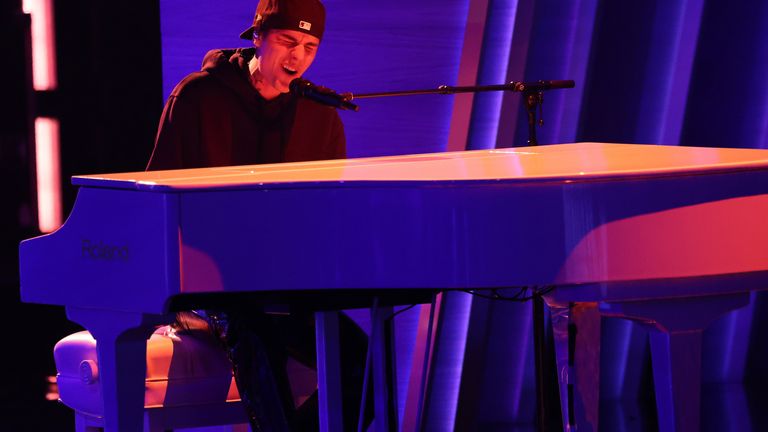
{"left": 24, "top": 0, "right": 61, "bottom": 233}
{"left": 34, "top": 117, "right": 62, "bottom": 232}
{"left": 23, "top": 0, "right": 57, "bottom": 91}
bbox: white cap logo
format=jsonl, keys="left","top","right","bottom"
{"left": 299, "top": 20, "right": 312, "bottom": 31}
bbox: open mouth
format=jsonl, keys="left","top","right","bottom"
{"left": 282, "top": 65, "right": 298, "bottom": 76}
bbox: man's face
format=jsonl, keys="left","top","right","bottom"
{"left": 254, "top": 29, "right": 320, "bottom": 99}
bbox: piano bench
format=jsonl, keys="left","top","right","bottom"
{"left": 53, "top": 326, "right": 249, "bottom": 432}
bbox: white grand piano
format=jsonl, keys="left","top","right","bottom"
{"left": 19, "top": 142, "right": 768, "bottom": 431}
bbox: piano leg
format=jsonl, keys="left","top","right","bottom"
{"left": 549, "top": 301, "right": 601, "bottom": 432}
{"left": 65, "top": 307, "right": 165, "bottom": 432}
{"left": 600, "top": 292, "right": 751, "bottom": 432}
{"left": 649, "top": 330, "right": 704, "bottom": 432}
{"left": 370, "top": 304, "right": 397, "bottom": 432}
{"left": 315, "top": 311, "right": 343, "bottom": 432}
{"left": 401, "top": 294, "right": 441, "bottom": 431}
{"left": 318, "top": 306, "right": 399, "bottom": 432}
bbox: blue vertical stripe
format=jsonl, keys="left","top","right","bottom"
{"left": 635, "top": 0, "right": 704, "bottom": 145}
{"left": 465, "top": 0, "right": 519, "bottom": 150}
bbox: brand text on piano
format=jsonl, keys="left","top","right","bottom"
{"left": 81, "top": 239, "right": 129, "bottom": 261}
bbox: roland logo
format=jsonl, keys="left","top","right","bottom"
{"left": 81, "top": 239, "right": 129, "bottom": 261}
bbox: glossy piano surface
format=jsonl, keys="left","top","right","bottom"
{"left": 73, "top": 141, "right": 768, "bottom": 188}
{"left": 18, "top": 142, "right": 768, "bottom": 432}
{"left": 19, "top": 142, "right": 768, "bottom": 314}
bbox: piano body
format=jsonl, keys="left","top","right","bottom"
{"left": 19, "top": 142, "right": 768, "bottom": 431}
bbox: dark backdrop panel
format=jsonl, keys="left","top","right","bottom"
{"left": 577, "top": 0, "right": 657, "bottom": 143}
{"left": 3, "top": 2, "right": 164, "bottom": 430}
{"left": 56, "top": 1, "right": 164, "bottom": 211}
{"left": 681, "top": 0, "right": 768, "bottom": 149}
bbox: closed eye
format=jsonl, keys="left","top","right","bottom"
{"left": 275, "top": 35, "right": 319, "bottom": 53}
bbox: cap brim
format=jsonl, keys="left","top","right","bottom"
{"left": 239, "top": 26, "right": 255, "bottom": 40}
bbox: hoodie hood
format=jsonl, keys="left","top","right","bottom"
{"left": 149, "top": 47, "right": 346, "bottom": 171}
{"left": 200, "top": 48, "right": 262, "bottom": 101}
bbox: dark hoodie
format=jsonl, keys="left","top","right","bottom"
{"left": 147, "top": 48, "right": 345, "bottom": 171}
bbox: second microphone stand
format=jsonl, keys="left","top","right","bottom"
{"left": 349, "top": 80, "right": 575, "bottom": 146}
{"left": 349, "top": 79, "right": 576, "bottom": 432}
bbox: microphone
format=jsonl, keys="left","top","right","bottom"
{"left": 511, "top": 80, "right": 575, "bottom": 92}
{"left": 289, "top": 78, "right": 359, "bottom": 111}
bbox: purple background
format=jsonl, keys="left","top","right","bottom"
{"left": 158, "top": 0, "right": 768, "bottom": 429}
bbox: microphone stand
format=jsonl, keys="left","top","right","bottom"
{"left": 352, "top": 79, "right": 576, "bottom": 431}
{"left": 349, "top": 80, "right": 575, "bottom": 146}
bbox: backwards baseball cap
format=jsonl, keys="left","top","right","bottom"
{"left": 239, "top": 0, "right": 326, "bottom": 41}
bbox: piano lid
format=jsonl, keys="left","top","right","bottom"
{"left": 72, "top": 143, "right": 768, "bottom": 191}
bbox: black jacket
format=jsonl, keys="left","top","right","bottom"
{"left": 147, "top": 48, "right": 345, "bottom": 170}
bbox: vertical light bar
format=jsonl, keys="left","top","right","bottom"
{"left": 34, "top": 117, "right": 62, "bottom": 232}
{"left": 635, "top": 0, "right": 704, "bottom": 145}
{"left": 749, "top": 4, "right": 768, "bottom": 149}
{"left": 549, "top": 0, "right": 599, "bottom": 144}
{"left": 465, "top": 0, "right": 520, "bottom": 150}
{"left": 495, "top": 0, "right": 599, "bottom": 148}
{"left": 23, "top": 0, "right": 62, "bottom": 233}
{"left": 445, "top": 0, "right": 491, "bottom": 152}
{"left": 23, "top": 0, "right": 57, "bottom": 91}
{"left": 493, "top": 0, "right": 535, "bottom": 149}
